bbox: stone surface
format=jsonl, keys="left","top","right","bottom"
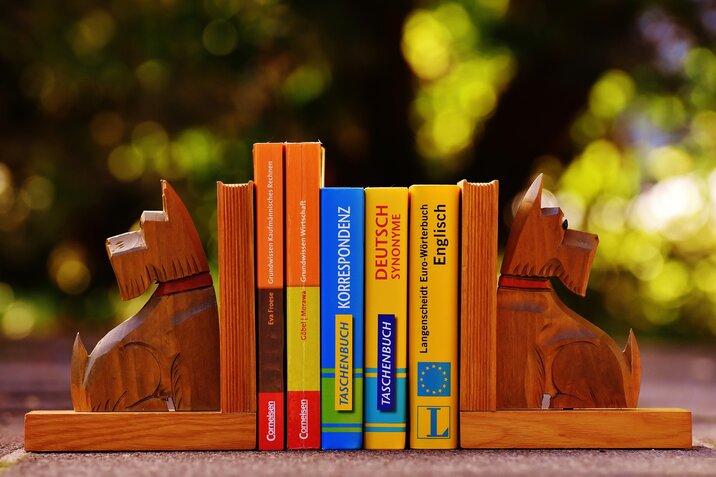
{"left": 1, "top": 337, "right": 714, "bottom": 476}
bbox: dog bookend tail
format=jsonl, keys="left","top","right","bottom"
{"left": 496, "top": 174, "right": 642, "bottom": 409}
{"left": 624, "top": 328, "right": 642, "bottom": 406}
{"left": 70, "top": 180, "right": 220, "bottom": 412}
{"left": 70, "top": 333, "right": 89, "bottom": 410}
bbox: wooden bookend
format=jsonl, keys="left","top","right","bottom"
{"left": 497, "top": 174, "right": 639, "bottom": 409}
{"left": 217, "top": 181, "right": 257, "bottom": 415}
{"left": 460, "top": 409, "right": 692, "bottom": 449}
{"left": 459, "top": 174, "right": 692, "bottom": 449}
{"left": 69, "top": 180, "right": 219, "bottom": 412}
{"left": 25, "top": 180, "right": 257, "bottom": 451}
{"left": 24, "top": 412, "right": 255, "bottom": 451}
{"left": 459, "top": 180, "right": 499, "bottom": 412}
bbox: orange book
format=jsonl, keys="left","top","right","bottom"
{"left": 285, "top": 142, "right": 324, "bottom": 448}
{"left": 254, "top": 143, "right": 285, "bottom": 450}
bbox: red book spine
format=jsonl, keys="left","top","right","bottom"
{"left": 287, "top": 391, "right": 321, "bottom": 448}
{"left": 259, "top": 392, "right": 284, "bottom": 449}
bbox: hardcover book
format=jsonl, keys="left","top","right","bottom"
{"left": 408, "top": 185, "right": 459, "bottom": 449}
{"left": 364, "top": 187, "right": 408, "bottom": 449}
{"left": 254, "top": 143, "right": 285, "bottom": 450}
{"left": 320, "top": 187, "right": 365, "bottom": 449}
{"left": 285, "top": 142, "right": 324, "bottom": 449}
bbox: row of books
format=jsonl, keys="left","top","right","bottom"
{"left": 251, "top": 142, "right": 462, "bottom": 450}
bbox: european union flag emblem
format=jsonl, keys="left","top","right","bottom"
{"left": 417, "top": 362, "right": 450, "bottom": 397}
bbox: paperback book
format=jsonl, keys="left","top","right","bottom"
{"left": 364, "top": 187, "right": 408, "bottom": 449}
{"left": 408, "top": 185, "right": 459, "bottom": 449}
{"left": 285, "top": 142, "right": 324, "bottom": 449}
{"left": 320, "top": 187, "right": 365, "bottom": 449}
{"left": 254, "top": 143, "right": 285, "bottom": 450}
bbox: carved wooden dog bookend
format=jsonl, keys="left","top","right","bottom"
{"left": 71, "top": 181, "right": 220, "bottom": 412}
{"left": 496, "top": 174, "right": 641, "bottom": 409}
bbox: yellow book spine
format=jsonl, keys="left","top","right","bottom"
{"left": 408, "top": 185, "right": 459, "bottom": 449}
{"left": 364, "top": 188, "right": 409, "bottom": 449}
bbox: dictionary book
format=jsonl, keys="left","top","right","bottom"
{"left": 408, "top": 185, "right": 459, "bottom": 449}
{"left": 254, "top": 143, "right": 285, "bottom": 450}
{"left": 286, "top": 142, "right": 324, "bottom": 449}
{"left": 364, "top": 187, "right": 408, "bottom": 449}
{"left": 320, "top": 188, "right": 365, "bottom": 449}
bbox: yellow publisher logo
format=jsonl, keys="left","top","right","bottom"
{"left": 416, "top": 405, "right": 450, "bottom": 439}
{"left": 335, "top": 314, "right": 353, "bottom": 411}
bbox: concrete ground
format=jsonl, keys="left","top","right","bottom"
{"left": 1, "top": 337, "right": 714, "bottom": 476}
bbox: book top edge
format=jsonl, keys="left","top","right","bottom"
{"left": 409, "top": 184, "right": 461, "bottom": 189}
{"left": 216, "top": 181, "right": 254, "bottom": 188}
{"left": 321, "top": 187, "right": 364, "bottom": 191}
{"left": 253, "top": 141, "right": 323, "bottom": 145}
{"left": 458, "top": 179, "right": 499, "bottom": 187}
{"left": 364, "top": 186, "right": 409, "bottom": 191}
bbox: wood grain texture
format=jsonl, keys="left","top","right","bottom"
{"left": 106, "top": 181, "right": 209, "bottom": 301}
{"left": 460, "top": 409, "right": 692, "bottom": 449}
{"left": 497, "top": 286, "right": 641, "bottom": 408}
{"left": 217, "top": 182, "right": 256, "bottom": 413}
{"left": 496, "top": 175, "right": 641, "bottom": 409}
{"left": 459, "top": 180, "right": 499, "bottom": 412}
{"left": 25, "top": 411, "right": 255, "bottom": 451}
{"left": 71, "top": 286, "right": 220, "bottom": 412}
{"left": 72, "top": 181, "right": 220, "bottom": 412}
{"left": 501, "top": 174, "right": 598, "bottom": 297}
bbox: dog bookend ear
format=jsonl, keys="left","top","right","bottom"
{"left": 501, "top": 174, "right": 598, "bottom": 296}
{"left": 496, "top": 174, "right": 641, "bottom": 410}
{"left": 71, "top": 180, "right": 220, "bottom": 412}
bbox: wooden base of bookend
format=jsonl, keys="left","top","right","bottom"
{"left": 460, "top": 408, "right": 692, "bottom": 449}
{"left": 24, "top": 411, "right": 256, "bottom": 451}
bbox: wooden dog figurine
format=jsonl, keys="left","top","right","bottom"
{"left": 71, "top": 181, "right": 220, "bottom": 412}
{"left": 496, "top": 175, "right": 641, "bottom": 409}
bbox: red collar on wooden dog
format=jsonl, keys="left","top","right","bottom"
{"left": 155, "top": 272, "right": 213, "bottom": 296}
{"left": 498, "top": 275, "right": 551, "bottom": 290}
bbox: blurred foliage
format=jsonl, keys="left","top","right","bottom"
{"left": 0, "top": 0, "right": 320, "bottom": 338}
{"left": 1, "top": 0, "right": 716, "bottom": 342}
{"left": 547, "top": 7, "right": 716, "bottom": 341}
{"left": 402, "top": 0, "right": 514, "bottom": 170}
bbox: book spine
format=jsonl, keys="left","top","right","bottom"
{"left": 408, "top": 185, "right": 459, "bottom": 449}
{"left": 285, "top": 142, "right": 323, "bottom": 449}
{"left": 254, "top": 143, "right": 286, "bottom": 450}
{"left": 320, "top": 188, "right": 365, "bottom": 449}
{"left": 364, "top": 188, "right": 408, "bottom": 449}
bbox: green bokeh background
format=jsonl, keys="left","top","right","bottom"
{"left": 1, "top": 0, "right": 716, "bottom": 342}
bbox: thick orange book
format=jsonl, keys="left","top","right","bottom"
{"left": 285, "top": 142, "right": 324, "bottom": 449}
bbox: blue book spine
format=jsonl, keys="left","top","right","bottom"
{"left": 320, "top": 187, "right": 365, "bottom": 449}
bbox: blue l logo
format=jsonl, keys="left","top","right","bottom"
{"left": 427, "top": 407, "right": 448, "bottom": 438}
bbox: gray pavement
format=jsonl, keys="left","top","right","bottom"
{"left": 1, "top": 337, "right": 714, "bottom": 476}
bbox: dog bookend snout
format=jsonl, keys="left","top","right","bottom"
{"left": 496, "top": 174, "right": 641, "bottom": 409}
{"left": 71, "top": 181, "right": 220, "bottom": 412}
